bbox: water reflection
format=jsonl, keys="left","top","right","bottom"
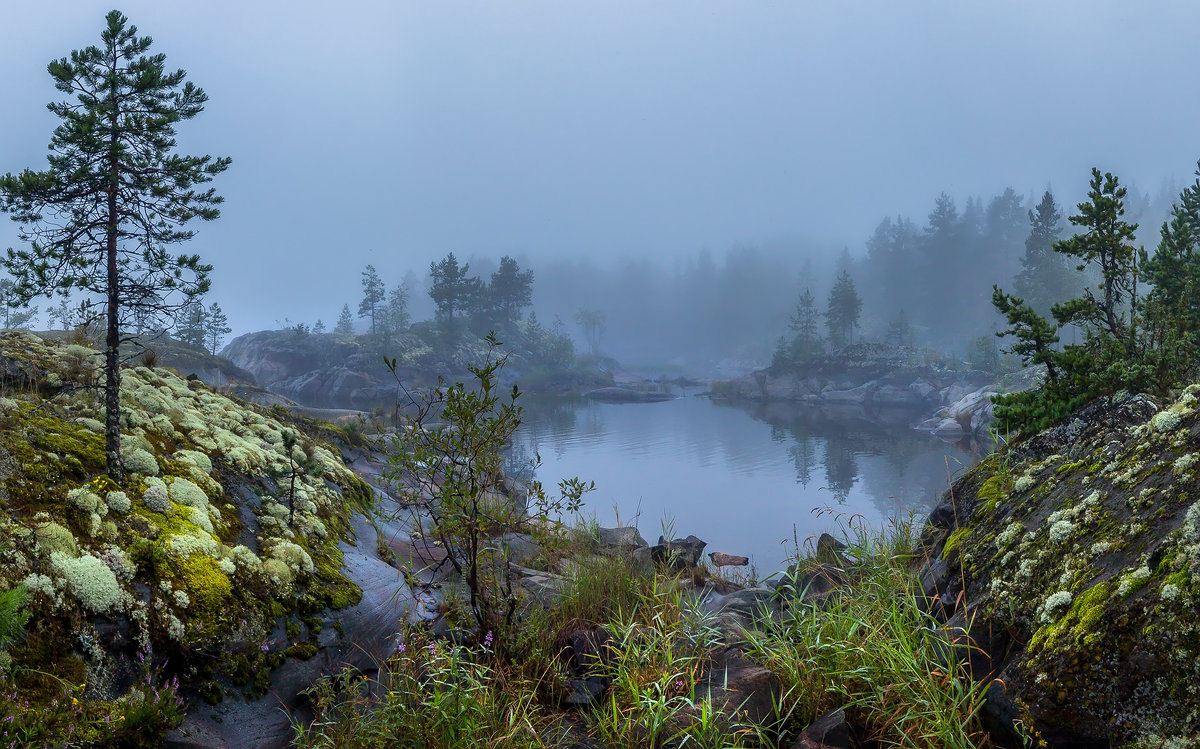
{"left": 511, "top": 395, "right": 984, "bottom": 573}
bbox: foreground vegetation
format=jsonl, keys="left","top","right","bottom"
{"left": 292, "top": 516, "right": 991, "bottom": 749}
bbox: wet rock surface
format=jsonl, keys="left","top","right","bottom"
{"left": 914, "top": 388, "right": 1200, "bottom": 746}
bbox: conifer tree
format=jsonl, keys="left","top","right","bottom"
{"left": 174, "top": 299, "right": 207, "bottom": 350}
{"left": 204, "top": 302, "right": 231, "bottom": 354}
{"left": 785, "top": 287, "right": 822, "bottom": 362}
{"left": 358, "top": 264, "right": 385, "bottom": 335}
{"left": 0, "top": 11, "right": 228, "bottom": 481}
{"left": 334, "top": 304, "right": 355, "bottom": 336}
{"left": 429, "top": 253, "right": 480, "bottom": 322}
{"left": 0, "top": 280, "right": 37, "bottom": 330}
{"left": 488, "top": 256, "right": 534, "bottom": 323}
{"left": 824, "top": 270, "right": 862, "bottom": 348}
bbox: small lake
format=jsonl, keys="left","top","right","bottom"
{"left": 510, "top": 395, "right": 988, "bottom": 575}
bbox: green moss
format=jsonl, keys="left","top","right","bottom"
{"left": 172, "top": 555, "right": 232, "bottom": 625}
{"left": 1030, "top": 580, "right": 1113, "bottom": 652}
{"left": 197, "top": 680, "right": 223, "bottom": 706}
{"left": 977, "top": 473, "right": 1013, "bottom": 512}
{"left": 285, "top": 641, "right": 318, "bottom": 660}
{"left": 941, "top": 526, "right": 971, "bottom": 561}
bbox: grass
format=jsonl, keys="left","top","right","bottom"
{"left": 744, "top": 516, "right": 993, "bottom": 748}
{"left": 292, "top": 517, "right": 996, "bottom": 749}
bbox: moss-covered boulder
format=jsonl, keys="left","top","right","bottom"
{"left": 0, "top": 331, "right": 402, "bottom": 746}
{"left": 919, "top": 387, "right": 1200, "bottom": 748}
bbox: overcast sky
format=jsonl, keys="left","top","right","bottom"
{"left": 2, "top": 1, "right": 1199, "bottom": 335}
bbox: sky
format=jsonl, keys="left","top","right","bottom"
{"left": 2, "top": 1, "right": 1200, "bottom": 336}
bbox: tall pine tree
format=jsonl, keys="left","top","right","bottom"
{"left": 0, "top": 11, "right": 228, "bottom": 481}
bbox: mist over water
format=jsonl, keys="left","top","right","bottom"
{"left": 510, "top": 396, "right": 984, "bottom": 573}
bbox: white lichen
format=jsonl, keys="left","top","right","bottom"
{"left": 51, "top": 552, "right": 122, "bottom": 614}
{"left": 1013, "top": 475, "right": 1036, "bottom": 493}
{"left": 105, "top": 490, "right": 131, "bottom": 515}
{"left": 1039, "top": 590, "right": 1073, "bottom": 623}
{"left": 142, "top": 481, "right": 170, "bottom": 514}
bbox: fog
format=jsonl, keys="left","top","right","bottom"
{"left": 3, "top": 1, "right": 1200, "bottom": 363}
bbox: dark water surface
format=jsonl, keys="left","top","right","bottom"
{"left": 511, "top": 395, "right": 987, "bottom": 574}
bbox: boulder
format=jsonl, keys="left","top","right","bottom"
{"left": 915, "top": 388, "right": 1200, "bottom": 745}
{"left": 790, "top": 708, "right": 851, "bottom": 749}
{"left": 651, "top": 534, "right": 707, "bottom": 569}
{"left": 594, "top": 525, "right": 648, "bottom": 550}
{"left": 693, "top": 649, "right": 781, "bottom": 729}
{"left": 704, "top": 587, "right": 777, "bottom": 619}
{"left": 710, "top": 551, "right": 750, "bottom": 567}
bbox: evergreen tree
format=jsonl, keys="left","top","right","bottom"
{"left": 174, "top": 299, "right": 207, "bottom": 350}
{"left": 885, "top": 309, "right": 915, "bottom": 348}
{"left": 204, "top": 302, "right": 231, "bottom": 354}
{"left": 429, "top": 252, "right": 476, "bottom": 321}
{"left": 334, "top": 304, "right": 355, "bottom": 336}
{"left": 1013, "top": 190, "right": 1080, "bottom": 318}
{"left": 782, "top": 287, "right": 822, "bottom": 363}
{"left": 312, "top": 319, "right": 326, "bottom": 335}
{"left": 991, "top": 167, "right": 1179, "bottom": 433}
{"left": 358, "top": 264, "right": 385, "bottom": 335}
{"left": 0, "top": 11, "right": 228, "bottom": 481}
{"left": 824, "top": 270, "right": 862, "bottom": 348}
{"left": 48, "top": 297, "right": 76, "bottom": 331}
{"left": 1052, "top": 169, "right": 1141, "bottom": 350}
{"left": 379, "top": 283, "right": 410, "bottom": 342}
{"left": 0, "top": 279, "right": 37, "bottom": 330}
{"left": 488, "top": 256, "right": 534, "bottom": 323}
{"left": 1139, "top": 162, "right": 1200, "bottom": 385}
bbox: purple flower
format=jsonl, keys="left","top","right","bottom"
{"left": 396, "top": 640, "right": 406, "bottom": 654}
{"left": 428, "top": 642, "right": 437, "bottom": 655}
{"left": 483, "top": 630, "right": 493, "bottom": 647}
{"left": 261, "top": 643, "right": 270, "bottom": 652}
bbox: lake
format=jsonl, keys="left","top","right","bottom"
{"left": 510, "top": 394, "right": 988, "bottom": 575}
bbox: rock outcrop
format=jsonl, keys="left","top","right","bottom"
{"left": 916, "top": 387, "right": 1200, "bottom": 747}
{"left": 722, "top": 344, "right": 994, "bottom": 422}
{"left": 0, "top": 332, "right": 416, "bottom": 748}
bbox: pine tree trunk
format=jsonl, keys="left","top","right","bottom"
{"left": 105, "top": 98, "right": 123, "bottom": 484}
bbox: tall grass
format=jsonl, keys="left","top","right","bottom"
{"left": 294, "top": 627, "right": 552, "bottom": 749}
{"left": 293, "top": 519, "right": 995, "bottom": 749}
{"left": 744, "top": 516, "right": 992, "bottom": 748}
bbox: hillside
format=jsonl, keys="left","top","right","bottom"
{"left": 0, "top": 331, "right": 409, "bottom": 747}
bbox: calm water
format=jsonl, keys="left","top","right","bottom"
{"left": 510, "top": 395, "right": 986, "bottom": 574}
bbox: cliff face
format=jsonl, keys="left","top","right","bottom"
{"left": 919, "top": 387, "right": 1200, "bottom": 747}
{"left": 0, "top": 331, "right": 410, "bottom": 747}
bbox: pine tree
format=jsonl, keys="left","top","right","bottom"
{"left": 312, "top": 319, "right": 326, "bottom": 335}
{"left": 1013, "top": 190, "right": 1080, "bottom": 318}
{"left": 0, "top": 279, "right": 37, "bottom": 330}
{"left": 204, "top": 302, "right": 231, "bottom": 354}
{"left": 0, "top": 11, "right": 228, "bottom": 481}
{"left": 429, "top": 253, "right": 478, "bottom": 322}
{"left": 175, "top": 300, "right": 207, "bottom": 350}
{"left": 785, "top": 287, "right": 822, "bottom": 362}
{"left": 488, "top": 256, "right": 534, "bottom": 323}
{"left": 824, "top": 270, "right": 863, "bottom": 348}
{"left": 1052, "top": 169, "right": 1141, "bottom": 349}
{"left": 885, "top": 309, "right": 915, "bottom": 348}
{"left": 379, "top": 283, "right": 409, "bottom": 343}
{"left": 334, "top": 304, "right": 355, "bottom": 336}
{"left": 358, "top": 264, "right": 385, "bottom": 335}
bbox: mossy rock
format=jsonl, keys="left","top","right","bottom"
{"left": 920, "top": 390, "right": 1200, "bottom": 746}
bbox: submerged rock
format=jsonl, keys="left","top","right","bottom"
{"left": 583, "top": 386, "right": 677, "bottom": 403}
